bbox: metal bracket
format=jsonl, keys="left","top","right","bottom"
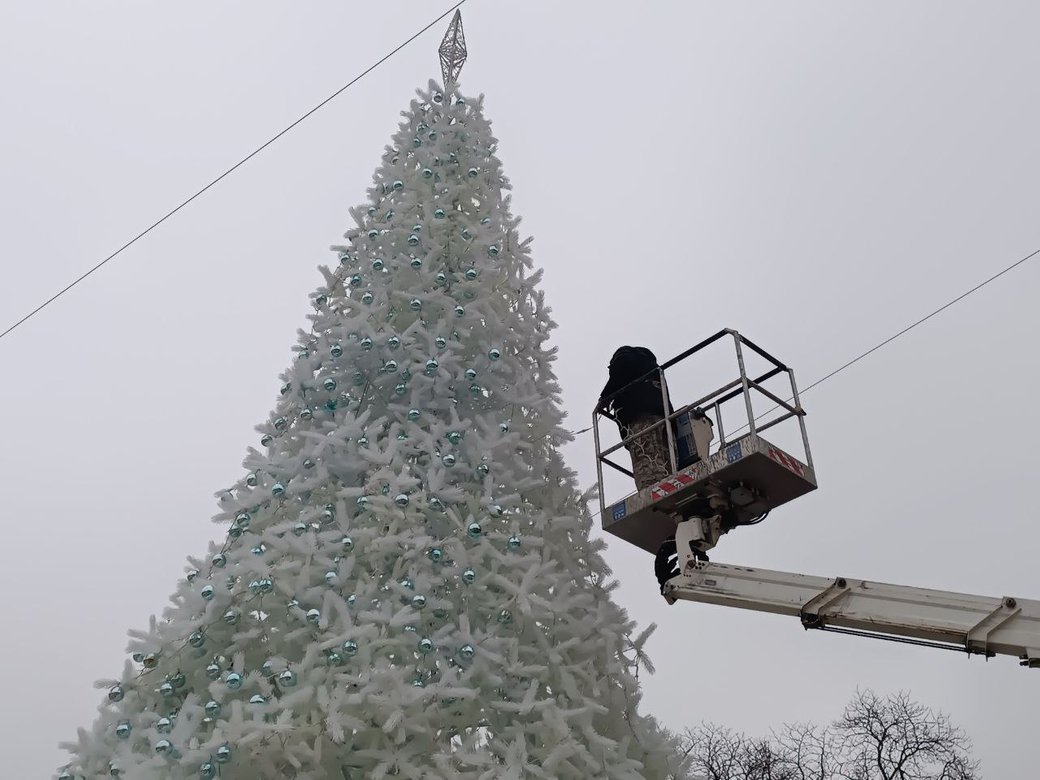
{"left": 966, "top": 597, "right": 1021, "bottom": 658}
{"left": 800, "top": 577, "right": 850, "bottom": 629}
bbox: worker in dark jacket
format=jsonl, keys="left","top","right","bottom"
{"left": 597, "top": 346, "right": 675, "bottom": 490}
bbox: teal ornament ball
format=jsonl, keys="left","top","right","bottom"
{"left": 341, "top": 536, "right": 354, "bottom": 551}
{"left": 274, "top": 417, "right": 287, "bottom": 430}
{"left": 361, "top": 292, "right": 374, "bottom": 305}
{"left": 245, "top": 472, "right": 258, "bottom": 486}
{"left": 292, "top": 522, "right": 307, "bottom": 536}
{"left": 367, "top": 229, "right": 378, "bottom": 239}
{"left": 433, "top": 91, "right": 443, "bottom": 103}
{"left": 205, "top": 663, "right": 221, "bottom": 680}
{"left": 400, "top": 577, "right": 414, "bottom": 590}
{"left": 410, "top": 257, "right": 423, "bottom": 270}
{"left": 407, "top": 408, "right": 421, "bottom": 421}
{"left": 306, "top": 609, "right": 321, "bottom": 624}
{"left": 303, "top": 458, "right": 315, "bottom": 470}
{"left": 459, "top": 644, "right": 475, "bottom": 661}
{"left": 409, "top": 298, "right": 421, "bottom": 311}
{"left": 383, "top": 359, "right": 398, "bottom": 372}
{"left": 159, "top": 682, "right": 174, "bottom": 698}
{"left": 476, "top": 463, "right": 490, "bottom": 476}
{"left": 435, "top": 336, "right": 447, "bottom": 348}
{"left": 343, "top": 639, "right": 359, "bottom": 656}
{"left": 411, "top": 594, "right": 427, "bottom": 609}
{"left": 349, "top": 274, "right": 362, "bottom": 286}
{"left": 428, "top": 496, "right": 444, "bottom": 511}
{"left": 408, "top": 235, "right": 420, "bottom": 246}
{"left": 428, "top": 547, "right": 443, "bottom": 562}
{"left": 446, "top": 430, "right": 462, "bottom": 444}
{"left": 394, "top": 383, "right": 407, "bottom": 396}
{"left": 154, "top": 739, "right": 172, "bottom": 755}
{"left": 461, "top": 229, "right": 472, "bottom": 240}
{"left": 234, "top": 511, "right": 249, "bottom": 528}
{"left": 200, "top": 585, "right": 215, "bottom": 601}
{"left": 434, "top": 208, "right": 445, "bottom": 219}
{"left": 418, "top": 637, "right": 434, "bottom": 654}
{"left": 225, "top": 672, "right": 242, "bottom": 690}
{"left": 469, "top": 384, "right": 482, "bottom": 397}
{"left": 109, "top": 761, "right": 122, "bottom": 776}
{"left": 314, "top": 294, "right": 328, "bottom": 307}
{"left": 453, "top": 305, "right": 465, "bottom": 317}
{"left": 356, "top": 496, "right": 369, "bottom": 507}
{"left": 331, "top": 343, "right": 343, "bottom": 357}
{"left": 278, "top": 669, "right": 297, "bottom": 687}
{"left": 507, "top": 535, "right": 521, "bottom": 550}
{"left": 394, "top": 493, "right": 410, "bottom": 507}
{"left": 436, "top": 272, "right": 447, "bottom": 284}
{"left": 392, "top": 180, "right": 403, "bottom": 190}
{"left": 205, "top": 700, "right": 222, "bottom": 717}
{"left": 490, "top": 504, "right": 504, "bottom": 517}
{"left": 371, "top": 258, "right": 384, "bottom": 271}
{"left": 462, "top": 568, "right": 476, "bottom": 584}
{"left": 325, "top": 570, "right": 338, "bottom": 585}
{"left": 200, "top": 762, "right": 216, "bottom": 779}
{"left": 223, "top": 608, "right": 240, "bottom": 625}
{"left": 189, "top": 631, "right": 205, "bottom": 648}
{"left": 249, "top": 694, "right": 266, "bottom": 705}
{"left": 464, "top": 368, "right": 477, "bottom": 380}
{"left": 272, "top": 483, "right": 286, "bottom": 497}
{"left": 260, "top": 434, "right": 273, "bottom": 447}
{"left": 156, "top": 717, "right": 172, "bottom": 734}
{"left": 215, "top": 744, "right": 232, "bottom": 764}
{"left": 497, "top": 609, "right": 513, "bottom": 625}
{"left": 360, "top": 337, "right": 373, "bottom": 350}
{"left": 425, "top": 359, "right": 439, "bottom": 375}
{"left": 323, "top": 378, "right": 337, "bottom": 391}
{"left": 487, "top": 245, "right": 500, "bottom": 257}
{"left": 186, "top": 568, "right": 199, "bottom": 582}
{"left": 441, "top": 454, "right": 456, "bottom": 467}
{"left": 467, "top": 522, "right": 482, "bottom": 539}
{"left": 499, "top": 422, "right": 510, "bottom": 433}
{"left": 115, "top": 721, "right": 131, "bottom": 739}
{"left": 488, "top": 348, "right": 501, "bottom": 360}
{"left": 465, "top": 268, "right": 478, "bottom": 280}
{"left": 467, "top": 167, "right": 479, "bottom": 177}
{"left": 387, "top": 336, "right": 401, "bottom": 349}
{"left": 421, "top": 168, "right": 432, "bottom": 178}
{"left": 300, "top": 407, "right": 313, "bottom": 420}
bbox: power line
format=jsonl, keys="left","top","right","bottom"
{"left": 0, "top": 0, "right": 468, "bottom": 345}
{"left": 796, "top": 245, "right": 1040, "bottom": 396}
{"left": 572, "top": 243, "right": 1039, "bottom": 441}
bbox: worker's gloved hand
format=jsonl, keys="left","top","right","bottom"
{"left": 654, "top": 537, "right": 679, "bottom": 592}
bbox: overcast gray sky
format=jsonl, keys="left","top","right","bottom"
{"left": 2, "top": 2, "right": 1038, "bottom": 776}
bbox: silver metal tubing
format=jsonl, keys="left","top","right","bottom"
{"left": 787, "top": 368, "right": 813, "bottom": 470}
{"left": 731, "top": 331, "right": 757, "bottom": 437}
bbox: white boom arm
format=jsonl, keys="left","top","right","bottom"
{"left": 664, "top": 534, "right": 1040, "bottom": 667}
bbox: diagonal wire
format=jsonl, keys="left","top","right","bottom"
{"left": 573, "top": 244, "right": 1039, "bottom": 443}
{"left": 0, "top": 0, "right": 468, "bottom": 344}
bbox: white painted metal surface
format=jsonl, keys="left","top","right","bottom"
{"left": 663, "top": 561, "right": 1040, "bottom": 667}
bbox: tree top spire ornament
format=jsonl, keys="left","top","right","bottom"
{"left": 438, "top": 9, "right": 467, "bottom": 86}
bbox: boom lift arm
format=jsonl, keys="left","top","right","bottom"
{"left": 662, "top": 521, "right": 1040, "bottom": 668}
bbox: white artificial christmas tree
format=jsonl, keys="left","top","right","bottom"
{"left": 60, "top": 66, "right": 688, "bottom": 780}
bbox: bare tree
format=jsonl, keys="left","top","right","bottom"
{"left": 681, "top": 691, "right": 980, "bottom": 780}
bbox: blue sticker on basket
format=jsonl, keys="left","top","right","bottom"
{"left": 611, "top": 502, "right": 627, "bottom": 521}
{"left": 725, "top": 442, "right": 742, "bottom": 463}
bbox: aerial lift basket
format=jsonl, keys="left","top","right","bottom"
{"left": 593, "top": 329, "right": 817, "bottom": 554}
